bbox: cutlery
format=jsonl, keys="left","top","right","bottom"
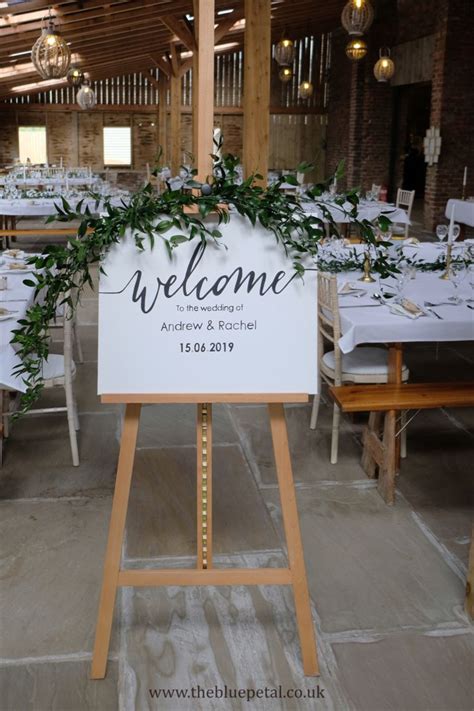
{"left": 423, "top": 305, "right": 443, "bottom": 319}
{"left": 424, "top": 300, "right": 458, "bottom": 307}
{"left": 339, "top": 303, "right": 381, "bottom": 308}
{"left": 467, "top": 304, "right": 474, "bottom": 311}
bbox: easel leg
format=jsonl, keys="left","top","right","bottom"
{"left": 91, "top": 403, "right": 141, "bottom": 679}
{"left": 268, "top": 403, "right": 319, "bottom": 676}
{"left": 197, "top": 403, "right": 213, "bottom": 569}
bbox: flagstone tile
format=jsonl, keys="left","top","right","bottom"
{"left": 137, "top": 403, "right": 239, "bottom": 448}
{"left": 121, "top": 553, "right": 346, "bottom": 711}
{"left": 397, "top": 430, "right": 474, "bottom": 566}
{"left": 332, "top": 632, "right": 474, "bottom": 711}
{"left": 0, "top": 413, "right": 119, "bottom": 499}
{"left": 0, "top": 498, "right": 119, "bottom": 659}
{"left": 229, "top": 404, "right": 364, "bottom": 485}
{"left": 263, "top": 486, "right": 466, "bottom": 634}
{"left": 0, "top": 661, "right": 118, "bottom": 711}
{"left": 125, "top": 445, "right": 279, "bottom": 560}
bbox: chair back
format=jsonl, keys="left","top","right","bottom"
{"left": 318, "top": 272, "right": 343, "bottom": 384}
{"left": 62, "top": 297, "right": 74, "bottom": 376}
{"left": 396, "top": 188, "right": 415, "bottom": 218}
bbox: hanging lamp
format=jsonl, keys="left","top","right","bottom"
{"left": 67, "top": 66, "right": 84, "bottom": 87}
{"left": 76, "top": 80, "right": 97, "bottom": 110}
{"left": 279, "top": 66, "right": 293, "bottom": 83}
{"left": 299, "top": 80, "right": 314, "bottom": 99}
{"left": 275, "top": 37, "right": 295, "bottom": 66}
{"left": 345, "top": 38, "right": 368, "bottom": 61}
{"left": 341, "top": 0, "right": 374, "bottom": 36}
{"left": 373, "top": 48, "right": 395, "bottom": 82}
{"left": 31, "top": 10, "right": 71, "bottom": 79}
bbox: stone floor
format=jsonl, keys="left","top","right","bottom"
{"left": 0, "top": 229, "right": 473, "bottom": 711}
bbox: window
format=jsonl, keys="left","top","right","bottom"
{"left": 103, "top": 127, "right": 132, "bottom": 166}
{"left": 18, "top": 126, "right": 47, "bottom": 164}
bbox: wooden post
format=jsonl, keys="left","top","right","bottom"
{"left": 169, "top": 71, "right": 181, "bottom": 175}
{"left": 193, "top": 0, "right": 215, "bottom": 181}
{"left": 243, "top": 0, "right": 271, "bottom": 186}
{"left": 158, "top": 78, "right": 168, "bottom": 166}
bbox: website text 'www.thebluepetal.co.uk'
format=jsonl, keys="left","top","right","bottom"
{"left": 148, "top": 684, "right": 326, "bottom": 703}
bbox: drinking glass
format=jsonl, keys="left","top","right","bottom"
{"left": 395, "top": 264, "right": 414, "bottom": 301}
{"left": 467, "top": 264, "right": 474, "bottom": 303}
{"left": 452, "top": 224, "right": 461, "bottom": 241}
{"left": 449, "top": 263, "right": 466, "bottom": 303}
{"left": 436, "top": 224, "right": 448, "bottom": 246}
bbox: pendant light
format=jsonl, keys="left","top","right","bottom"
{"left": 76, "top": 80, "right": 97, "bottom": 110}
{"left": 279, "top": 66, "right": 293, "bottom": 83}
{"left": 275, "top": 37, "right": 295, "bottom": 66}
{"left": 341, "top": 0, "right": 374, "bottom": 36}
{"left": 67, "top": 66, "right": 84, "bottom": 87}
{"left": 374, "top": 48, "right": 395, "bottom": 82}
{"left": 299, "top": 80, "right": 314, "bottom": 99}
{"left": 346, "top": 38, "right": 368, "bottom": 61}
{"left": 31, "top": 10, "right": 71, "bottom": 79}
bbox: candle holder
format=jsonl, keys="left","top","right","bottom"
{"left": 359, "top": 250, "right": 376, "bottom": 283}
{"left": 461, "top": 184, "right": 466, "bottom": 201}
{"left": 440, "top": 242, "right": 453, "bottom": 280}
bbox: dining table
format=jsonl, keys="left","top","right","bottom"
{"left": 445, "top": 198, "right": 474, "bottom": 227}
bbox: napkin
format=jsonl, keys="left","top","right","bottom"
{"left": 403, "top": 237, "right": 420, "bottom": 246}
{"left": 338, "top": 281, "right": 365, "bottom": 294}
{"left": 389, "top": 299, "right": 424, "bottom": 319}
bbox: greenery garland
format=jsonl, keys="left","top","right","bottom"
{"left": 11, "top": 151, "right": 396, "bottom": 414}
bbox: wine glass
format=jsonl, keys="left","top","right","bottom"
{"left": 467, "top": 264, "right": 474, "bottom": 303}
{"left": 449, "top": 263, "right": 466, "bottom": 303}
{"left": 452, "top": 224, "right": 461, "bottom": 241}
{"left": 394, "top": 264, "right": 414, "bottom": 302}
{"left": 436, "top": 224, "right": 448, "bottom": 247}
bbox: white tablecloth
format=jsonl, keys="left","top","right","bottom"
{"left": 0, "top": 270, "right": 38, "bottom": 391}
{"left": 0, "top": 196, "right": 126, "bottom": 217}
{"left": 445, "top": 199, "right": 474, "bottom": 227}
{"left": 304, "top": 200, "right": 409, "bottom": 225}
{"left": 337, "top": 271, "right": 474, "bottom": 353}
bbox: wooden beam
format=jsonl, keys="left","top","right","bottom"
{"left": 158, "top": 77, "right": 168, "bottom": 166}
{"left": 193, "top": 0, "right": 215, "bottom": 181}
{"left": 179, "top": 57, "right": 193, "bottom": 77}
{"left": 160, "top": 14, "right": 197, "bottom": 52}
{"left": 169, "top": 72, "right": 181, "bottom": 174}
{"left": 214, "top": 9, "right": 244, "bottom": 44}
{"left": 243, "top": 0, "right": 271, "bottom": 185}
{"left": 148, "top": 54, "right": 172, "bottom": 78}
{"left": 169, "top": 43, "right": 180, "bottom": 78}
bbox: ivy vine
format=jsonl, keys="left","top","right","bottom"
{"left": 12, "top": 152, "right": 396, "bottom": 414}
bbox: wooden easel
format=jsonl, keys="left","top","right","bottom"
{"left": 91, "top": 395, "right": 319, "bottom": 679}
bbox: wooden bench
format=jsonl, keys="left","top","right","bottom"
{"left": 330, "top": 381, "right": 474, "bottom": 620}
{"left": 330, "top": 382, "right": 474, "bottom": 505}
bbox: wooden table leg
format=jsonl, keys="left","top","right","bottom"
{"left": 91, "top": 403, "right": 141, "bottom": 680}
{"left": 388, "top": 342, "right": 403, "bottom": 469}
{"left": 268, "top": 403, "right": 319, "bottom": 676}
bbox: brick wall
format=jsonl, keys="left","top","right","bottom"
{"left": 325, "top": 0, "right": 474, "bottom": 228}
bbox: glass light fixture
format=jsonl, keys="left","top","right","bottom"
{"left": 346, "top": 38, "right": 368, "bottom": 61}
{"left": 341, "top": 0, "right": 374, "bottom": 36}
{"left": 67, "top": 65, "right": 84, "bottom": 87}
{"left": 279, "top": 66, "right": 293, "bottom": 83}
{"left": 299, "top": 80, "right": 314, "bottom": 99}
{"left": 274, "top": 37, "right": 295, "bottom": 66}
{"left": 373, "top": 47, "right": 395, "bottom": 82}
{"left": 76, "top": 80, "right": 97, "bottom": 110}
{"left": 31, "top": 13, "right": 71, "bottom": 79}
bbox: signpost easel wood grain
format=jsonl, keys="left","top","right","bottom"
{"left": 91, "top": 0, "right": 319, "bottom": 680}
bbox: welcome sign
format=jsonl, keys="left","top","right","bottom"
{"left": 98, "top": 214, "right": 318, "bottom": 395}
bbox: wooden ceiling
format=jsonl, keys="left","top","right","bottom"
{"left": 0, "top": 0, "right": 346, "bottom": 99}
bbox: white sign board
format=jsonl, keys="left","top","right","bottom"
{"left": 98, "top": 215, "right": 318, "bottom": 395}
